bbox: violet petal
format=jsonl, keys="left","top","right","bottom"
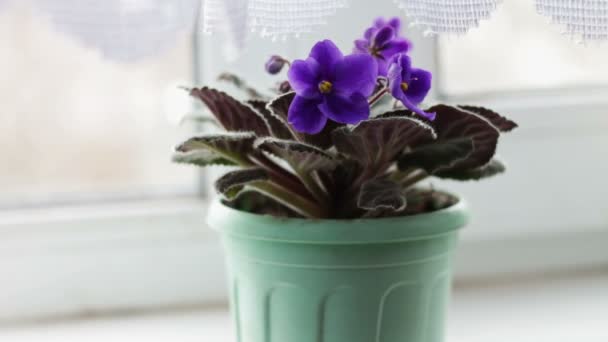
{"left": 388, "top": 17, "right": 401, "bottom": 32}
{"left": 380, "top": 38, "right": 411, "bottom": 60}
{"left": 309, "top": 40, "right": 343, "bottom": 78}
{"left": 406, "top": 68, "right": 432, "bottom": 105}
{"left": 373, "top": 26, "right": 395, "bottom": 48}
{"left": 287, "top": 59, "right": 321, "bottom": 99}
{"left": 397, "top": 54, "right": 413, "bottom": 81}
{"left": 353, "top": 39, "right": 369, "bottom": 53}
{"left": 288, "top": 96, "right": 327, "bottom": 134}
{"left": 377, "top": 58, "right": 389, "bottom": 77}
{"left": 387, "top": 60, "right": 404, "bottom": 98}
{"left": 393, "top": 88, "right": 436, "bottom": 120}
{"left": 319, "top": 92, "right": 370, "bottom": 124}
{"left": 373, "top": 17, "right": 387, "bottom": 28}
{"left": 364, "top": 27, "right": 376, "bottom": 40}
{"left": 333, "top": 54, "right": 378, "bottom": 97}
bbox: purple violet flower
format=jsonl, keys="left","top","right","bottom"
{"left": 387, "top": 54, "right": 435, "bottom": 120}
{"left": 287, "top": 40, "right": 377, "bottom": 134}
{"left": 354, "top": 17, "right": 411, "bottom": 76}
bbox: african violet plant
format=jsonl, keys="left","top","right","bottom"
{"left": 173, "top": 17, "right": 517, "bottom": 219}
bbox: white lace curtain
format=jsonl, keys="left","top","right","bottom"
{"left": 3, "top": 0, "right": 607, "bottom": 61}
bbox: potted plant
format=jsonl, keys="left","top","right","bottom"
{"left": 173, "top": 17, "right": 516, "bottom": 342}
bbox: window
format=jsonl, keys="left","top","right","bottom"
{"left": 0, "top": 2, "right": 198, "bottom": 209}
{"left": 438, "top": 0, "right": 608, "bottom": 97}
{"left": 432, "top": 0, "right": 608, "bottom": 276}
{"left": 0, "top": 1, "right": 206, "bottom": 322}
{"left": 2, "top": 0, "right": 607, "bottom": 324}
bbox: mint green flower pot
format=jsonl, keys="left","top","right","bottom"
{"left": 207, "top": 198, "right": 469, "bottom": 342}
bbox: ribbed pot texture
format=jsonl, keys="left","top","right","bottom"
{"left": 207, "top": 197, "right": 469, "bottom": 342}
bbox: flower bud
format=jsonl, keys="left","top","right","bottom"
{"left": 278, "top": 80, "right": 292, "bottom": 93}
{"left": 265, "top": 55, "right": 286, "bottom": 75}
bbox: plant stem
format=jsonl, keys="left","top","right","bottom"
{"left": 368, "top": 87, "right": 388, "bottom": 106}
{"left": 250, "top": 182, "right": 326, "bottom": 218}
{"left": 400, "top": 170, "right": 429, "bottom": 188}
{"left": 297, "top": 171, "right": 330, "bottom": 206}
{"left": 249, "top": 153, "right": 316, "bottom": 202}
{"left": 281, "top": 58, "right": 292, "bottom": 67}
{"left": 389, "top": 168, "right": 415, "bottom": 183}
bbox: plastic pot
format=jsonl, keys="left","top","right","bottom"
{"left": 207, "top": 197, "right": 469, "bottom": 342}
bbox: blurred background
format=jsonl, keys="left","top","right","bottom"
{"left": 0, "top": 0, "right": 607, "bottom": 341}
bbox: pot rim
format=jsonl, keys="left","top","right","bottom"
{"left": 207, "top": 192, "right": 470, "bottom": 244}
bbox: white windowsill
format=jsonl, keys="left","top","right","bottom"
{"left": 1, "top": 271, "right": 606, "bottom": 342}
{"left": 2, "top": 194, "right": 608, "bottom": 323}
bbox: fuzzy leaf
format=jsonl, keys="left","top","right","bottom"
{"left": 217, "top": 72, "right": 266, "bottom": 99}
{"left": 430, "top": 105, "right": 500, "bottom": 171}
{"left": 255, "top": 137, "right": 338, "bottom": 173}
{"left": 332, "top": 114, "right": 436, "bottom": 167}
{"left": 171, "top": 150, "right": 234, "bottom": 167}
{"left": 174, "top": 132, "right": 256, "bottom": 166}
{"left": 189, "top": 87, "right": 271, "bottom": 136}
{"left": 437, "top": 158, "right": 506, "bottom": 180}
{"left": 179, "top": 113, "right": 220, "bottom": 127}
{"left": 215, "top": 168, "right": 269, "bottom": 200}
{"left": 398, "top": 138, "right": 474, "bottom": 174}
{"left": 399, "top": 105, "right": 501, "bottom": 172}
{"left": 358, "top": 179, "right": 406, "bottom": 211}
{"left": 458, "top": 105, "right": 518, "bottom": 132}
{"left": 267, "top": 92, "right": 342, "bottom": 149}
{"left": 247, "top": 99, "right": 295, "bottom": 139}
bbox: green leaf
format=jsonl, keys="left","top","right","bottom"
{"left": 436, "top": 158, "right": 506, "bottom": 181}
{"left": 215, "top": 168, "right": 269, "bottom": 201}
{"left": 174, "top": 132, "right": 256, "bottom": 166}
{"left": 267, "top": 92, "right": 343, "bottom": 149}
{"left": 255, "top": 137, "right": 338, "bottom": 174}
{"left": 189, "top": 87, "right": 271, "bottom": 136}
{"left": 358, "top": 178, "right": 407, "bottom": 211}
{"left": 247, "top": 99, "right": 295, "bottom": 139}
{"left": 398, "top": 138, "right": 474, "bottom": 174}
{"left": 458, "top": 105, "right": 518, "bottom": 132}
{"left": 332, "top": 114, "right": 436, "bottom": 168}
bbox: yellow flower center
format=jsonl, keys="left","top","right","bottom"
{"left": 400, "top": 82, "right": 409, "bottom": 92}
{"left": 318, "top": 80, "right": 333, "bottom": 94}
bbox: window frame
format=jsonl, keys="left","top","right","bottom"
{"left": 2, "top": 9, "right": 608, "bottom": 323}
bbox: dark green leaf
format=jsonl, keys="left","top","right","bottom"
{"left": 399, "top": 105, "right": 501, "bottom": 172}
{"left": 332, "top": 114, "right": 436, "bottom": 167}
{"left": 189, "top": 87, "right": 271, "bottom": 136}
{"left": 171, "top": 150, "right": 234, "bottom": 167}
{"left": 247, "top": 99, "right": 295, "bottom": 139}
{"left": 266, "top": 91, "right": 293, "bottom": 122}
{"left": 178, "top": 113, "right": 220, "bottom": 127}
{"left": 215, "top": 168, "right": 269, "bottom": 201}
{"left": 267, "top": 92, "right": 343, "bottom": 149}
{"left": 398, "top": 138, "right": 474, "bottom": 174}
{"left": 174, "top": 132, "right": 256, "bottom": 166}
{"left": 458, "top": 105, "right": 518, "bottom": 132}
{"left": 430, "top": 105, "right": 500, "bottom": 171}
{"left": 436, "top": 158, "right": 506, "bottom": 180}
{"left": 320, "top": 159, "right": 364, "bottom": 210}
{"left": 358, "top": 178, "right": 406, "bottom": 211}
{"left": 255, "top": 137, "right": 338, "bottom": 174}
{"left": 217, "top": 72, "right": 267, "bottom": 99}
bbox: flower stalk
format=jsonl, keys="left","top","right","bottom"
{"left": 250, "top": 181, "right": 326, "bottom": 218}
